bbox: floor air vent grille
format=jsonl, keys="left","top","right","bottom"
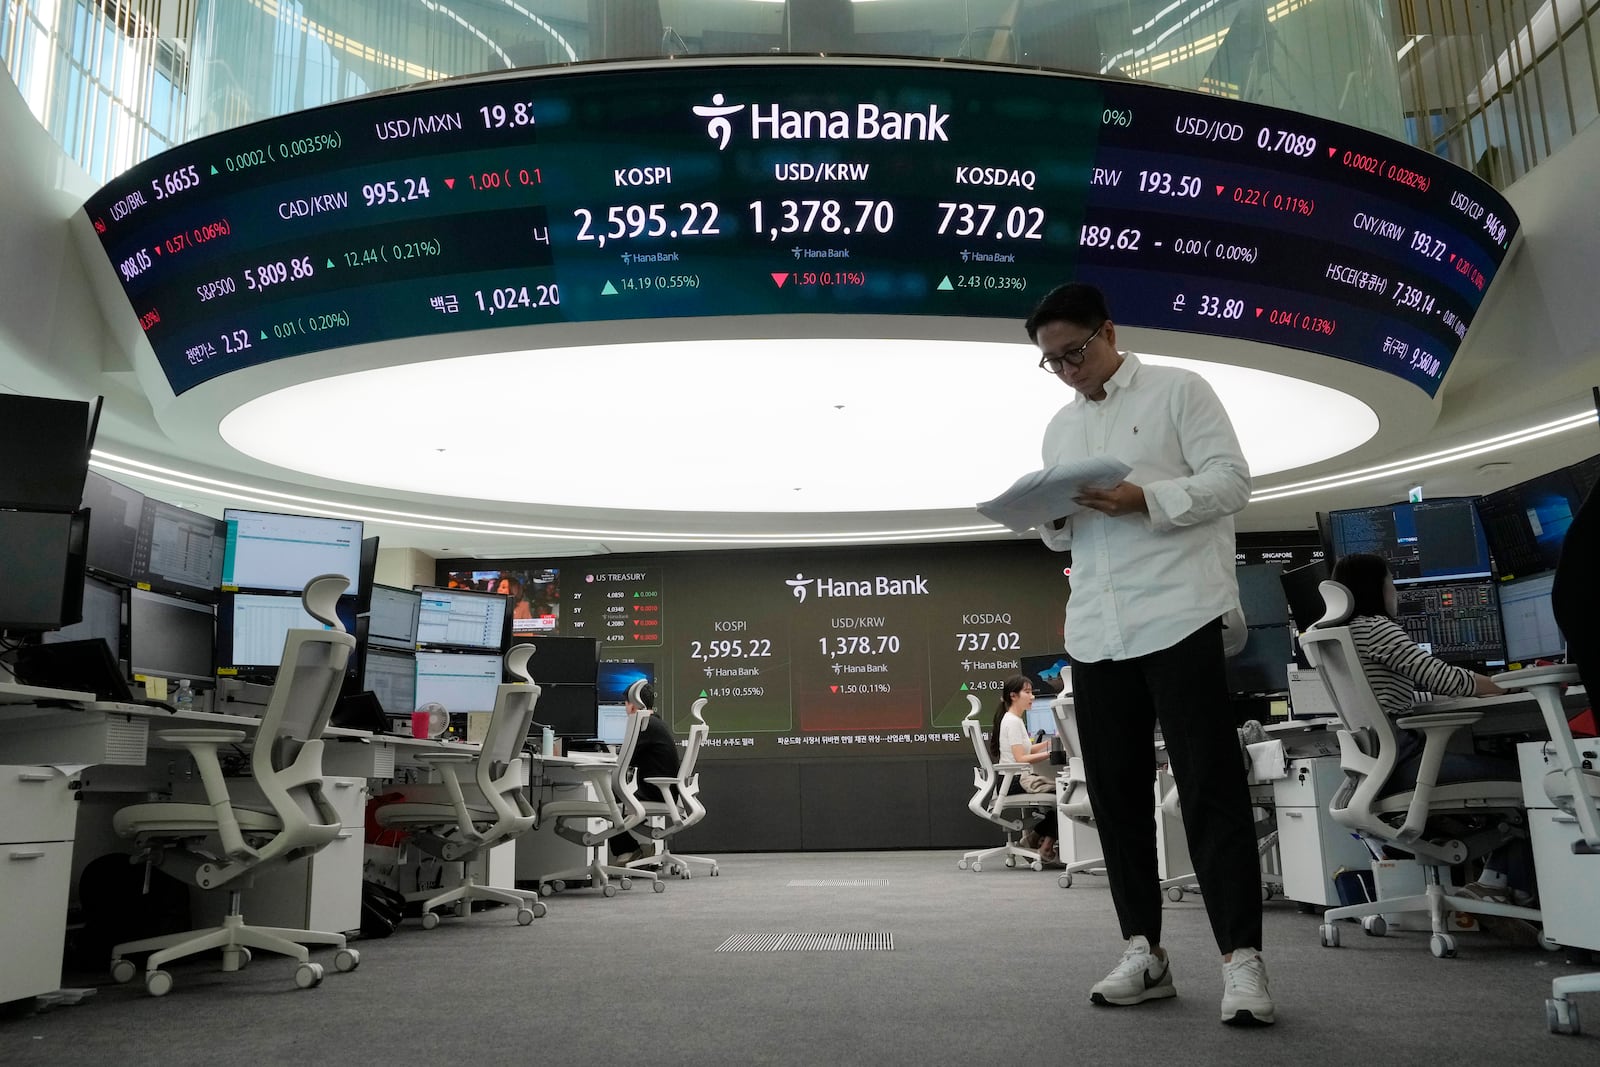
{"left": 716, "top": 932, "right": 894, "bottom": 952}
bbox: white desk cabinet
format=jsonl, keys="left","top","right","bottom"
{"left": 1273, "top": 756, "right": 1373, "bottom": 906}
{"left": 0, "top": 766, "right": 78, "bottom": 1005}
{"left": 1518, "top": 741, "right": 1600, "bottom": 951}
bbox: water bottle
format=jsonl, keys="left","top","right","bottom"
{"left": 541, "top": 725, "right": 555, "bottom": 757}
{"left": 175, "top": 679, "right": 195, "bottom": 713}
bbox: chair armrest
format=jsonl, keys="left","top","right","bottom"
{"left": 643, "top": 776, "right": 678, "bottom": 787}
{"left": 155, "top": 729, "right": 249, "bottom": 745}
{"left": 1394, "top": 710, "right": 1483, "bottom": 730}
{"left": 413, "top": 750, "right": 478, "bottom": 764}
{"left": 993, "top": 761, "right": 1030, "bottom": 774}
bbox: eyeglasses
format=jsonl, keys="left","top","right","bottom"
{"left": 1038, "top": 322, "right": 1105, "bottom": 373}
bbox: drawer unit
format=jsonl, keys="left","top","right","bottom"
{"left": 0, "top": 766, "right": 79, "bottom": 1005}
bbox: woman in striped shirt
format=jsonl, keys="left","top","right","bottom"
{"left": 1330, "top": 553, "right": 1535, "bottom": 913}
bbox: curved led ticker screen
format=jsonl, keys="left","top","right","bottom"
{"left": 84, "top": 60, "right": 1518, "bottom": 398}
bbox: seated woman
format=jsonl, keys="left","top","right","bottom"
{"left": 988, "top": 674, "right": 1060, "bottom": 863}
{"left": 1329, "top": 552, "right": 1536, "bottom": 920}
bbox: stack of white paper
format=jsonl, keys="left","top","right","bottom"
{"left": 977, "top": 458, "right": 1132, "bottom": 533}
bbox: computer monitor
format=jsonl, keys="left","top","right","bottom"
{"left": 363, "top": 647, "right": 418, "bottom": 718}
{"left": 414, "top": 586, "right": 508, "bottom": 652}
{"left": 132, "top": 498, "right": 226, "bottom": 600}
{"left": 441, "top": 567, "right": 559, "bottom": 636}
{"left": 1225, "top": 625, "right": 1293, "bottom": 695}
{"left": 597, "top": 660, "right": 653, "bottom": 704}
{"left": 43, "top": 574, "right": 123, "bottom": 653}
{"left": 414, "top": 650, "right": 502, "bottom": 713}
{"left": 0, "top": 394, "right": 94, "bottom": 511}
{"left": 514, "top": 636, "right": 599, "bottom": 684}
{"left": 80, "top": 470, "right": 144, "bottom": 581}
{"left": 595, "top": 661, "right": 653, "bottom": 743}
{"left": 1279, "top": 560, "right": 1330, "bottom": 633}
{"left": 215, "top": 591, "right": 358, "bottom": 678}
{"left": 1018, "top": 652, "right": 1073, "bottom": 698}
{"left": 222, "top": 508, "right": 364, "bottom": 593}
{"left": 1024, "top": 696, "right": 1058, "bottom": 737}
{"left": 1474, "top": 458, "right": 1596, "bottom": 580}
{"left": 1325, "top": 497, "right": 1492, "bottom": 585}
{"left": 534, "top": 682, "right": 599, "bottom": 739}
{"left": 355, "top": 536, "right": 378, "bottom": 613}
{"left": 0, "top": 508, "right": 88, "bottom": 633}
{"left": 367, "top": 584, "right": 422, "bottom": 650}
{"left": 1235, "top": 563, "right": 1291, "bottom": 627}
{"left": 1393, "top": 580, "right": 1507, "bottom": 670}
{"left": 1498, "top": 572, "right": 1565, "bottom": 664}
{"left": 127, "top": 587, "right": 215, "bottom": 684}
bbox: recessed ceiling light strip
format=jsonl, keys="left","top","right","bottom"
{"left": 89, "top": 452, "right": 1004, "bottom": 545}
{"left": 1250, "top": 410, "right": 1596, "bottom": 502}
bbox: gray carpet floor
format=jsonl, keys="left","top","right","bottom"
{"left": 6, "top": 850, "right": 1598, "bottom": 1065}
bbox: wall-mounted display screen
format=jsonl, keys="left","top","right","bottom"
{"left": 83, "top": 60, "right": 1517, "bottom": 399}
{"left": 440, "top": 540, "right": 1071, "bottom": 760}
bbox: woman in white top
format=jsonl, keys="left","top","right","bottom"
{"left": 987, "top": 675, "right": 1059, "bottom": 861}
{"left": 1330, "top": 553, "right": 1534, "bottom": 916}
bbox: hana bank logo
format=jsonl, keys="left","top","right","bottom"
{"left": 785, "top": 573, "right": 811, "bottom": 603}
{"left": 693, "top": 94, "right": 745, "bottom": 151}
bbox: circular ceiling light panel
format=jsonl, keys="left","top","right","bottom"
{"left": 219, "top": 339, "right": 1377, "bottom": 512}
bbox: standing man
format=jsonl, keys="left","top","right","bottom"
{"left": 1026, "top": 283, "right": 1272, "bottom": 1026}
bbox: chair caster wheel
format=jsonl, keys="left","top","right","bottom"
{"left": 551, "top": 880, "right": 566, "bottom": 893}
{"left": 1031, "top": 860, "right": 1043, "bottom": 872}
{"left": 334, "top": 948, "right": 360, "bottom": 972}
{"left": 1538, "top": 930, "right": 1561, "bottom": 952}
{"left": 971, "top": 862, "right": 982, "bottom": 872}
{"left": 957, "top": 859, "right": 969, "bottom": 870}
{"left": 1362, "top": 915, "right": 1388, "bottom": 938}
{"left": 1547, "top": 997, "right": 1581, "bottom": 1035}
{"left": 619, "top": 877, "right": 633, "bottom": 891}
{"left": 1319, "top": 923, "right": 1340, "bottom": 948}
{"left": 145, "top": 969, "right": 173, "bottom": 997}
{"left": 1261, "top": 886, "right": 1274, "bottom": 902}
{"left": 652, "top": 879, "right": 666, "bottom": 893}
{"left": 709, "top": 866, "right": 720, "bottom": 876}
{"left": 602, "top": 883, "right": 618, "bottom": 898}
{"left": 532, "top": 901, "right": 548, "bottom": 918}
{"left": 223, "top": 945, "right": 252, "bottom": 970}
{"left": 1429, "top": 933, "right": 1457, "bottom": 958}
{"left": 294, "top": 961, "right": 324, "bottom": 989}
{"left": 1166, "top": 886, "right": 1185, "bottom": 902}
{"left": 516, "top": 907, "right": 535, "bottom": 925}
{"left": 111, "top": 958, "right": 138, "bottom": 984}
{"left": 1059, "top": 872, "right": 1074, "bottom": 888}
{"left": 1004, "top": 855, "right": 1017, "bottom": 868}
{"left": 421, "top": 911, "right": 442, "bottom": 930}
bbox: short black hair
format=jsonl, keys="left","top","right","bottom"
{"left": 1330, "top": 553, "right": 1394, "bottom": 619}
{"left": 636, "top": 682, "right": 655, "bottom": 710}
{"left": 1025, "top": 283, "right": 1110, "bottom": 342}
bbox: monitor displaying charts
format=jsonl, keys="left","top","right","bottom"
{"left": 414, "top": 586, "right": 507, "bottom": 652}
{"left": 367, "top": 584, "right": 422, "bottom": 650}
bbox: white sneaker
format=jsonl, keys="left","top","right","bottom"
{"left": 1220, "top": 947, "right": 1275, "bottom": 1026}
{"left": 1089, "top": 936, "right": 1176, "bottom": 1007}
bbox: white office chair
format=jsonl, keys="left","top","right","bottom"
{"left": 537, "top": 679, "right": 664, "bottom": 896}
{"left": 374, "top": 644, "right": 545, "bottom": 927}
{"left": 1048, "top": 695, "right": 1106, "bottom": 888}
{"left": 623, "top": 696, "right": 720, "bottom": 879}
{"left": 1495, "top": 664, "right": 1600, "bottom": 1034}
{"left": 1302, "top": 579, "right": 1542, "bottom": 958}
{"left": 109, "top": 574, "right": 359, "bottom": 996}
{"left": 957, "top": 695, "right": 1055, "bottom": 872}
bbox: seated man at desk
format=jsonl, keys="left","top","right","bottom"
{"left": 611, "top": 683, "right": 678, "bottom": 865}
{"left": 1331, "top": 553, "right": 1537, "bottom": 932}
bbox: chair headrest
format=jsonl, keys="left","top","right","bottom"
{"left": 962, "top": 693, "right": 981, "bottom": 720}
{"left": 504, "top": 643, "right": 535, "bottom": 684}
{"left": 301, "top": 574, "right": 351, "bottom": 630}
{"left": 625, "top": 678, "right": 649, "bottom": 709}
{"left": 1313, "top": 580, "right": 1355, "bottom": 628}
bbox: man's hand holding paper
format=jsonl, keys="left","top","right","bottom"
{"left": 977, "top": 456, "right": 1134, "bottom": 534}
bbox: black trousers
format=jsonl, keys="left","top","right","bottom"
{"left": 1071, "top": 618, "right": 1262, "bottom": 953}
